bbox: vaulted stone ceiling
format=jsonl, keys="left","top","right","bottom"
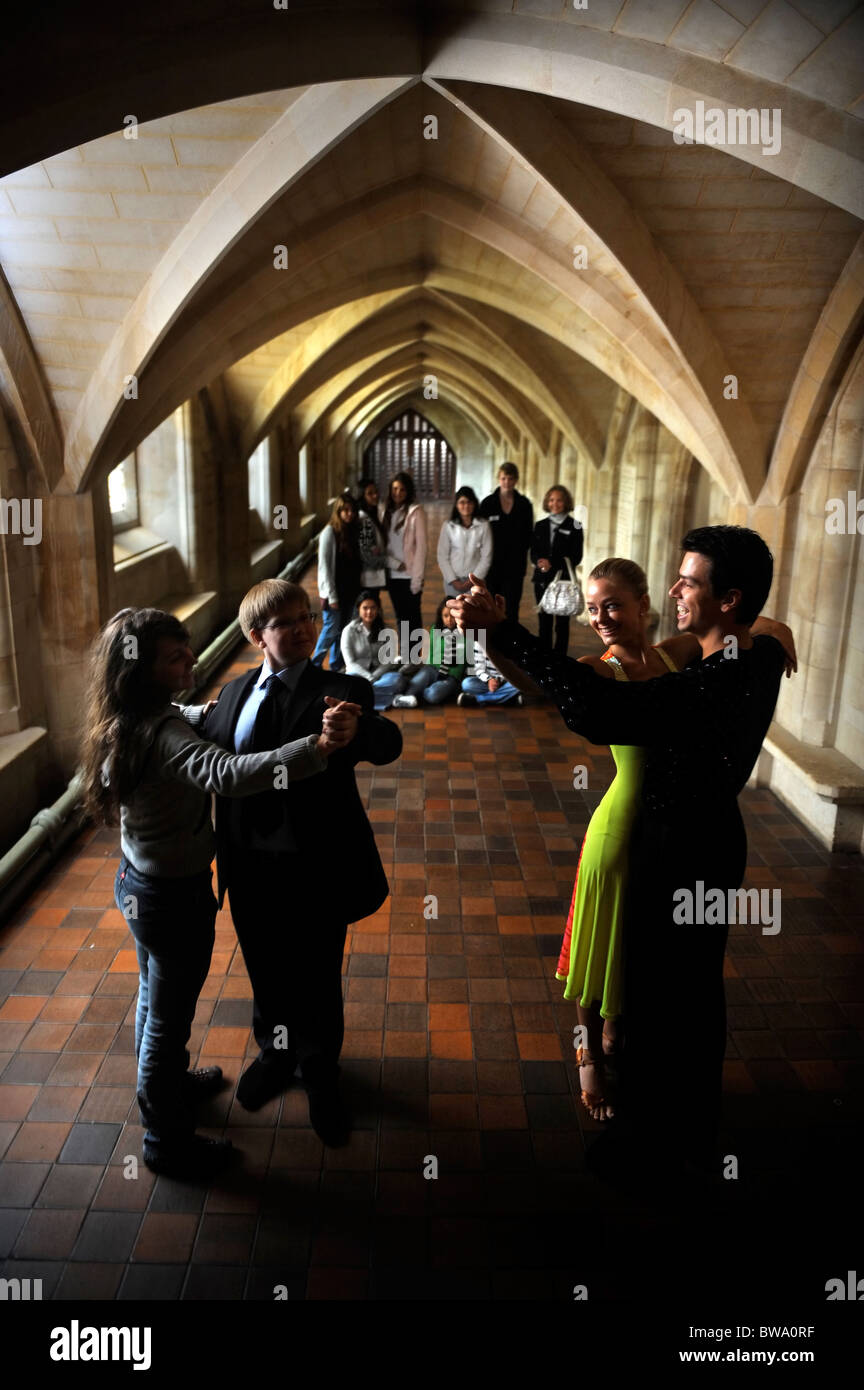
{"left": 0, "top": 0, "right": 862, "bottom": 509}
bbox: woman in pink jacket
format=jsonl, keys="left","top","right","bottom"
{"left": 382, "top": 471, "right": 427, "bottom": 649}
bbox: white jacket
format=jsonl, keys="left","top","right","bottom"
{"left": 437, "top": 518, "right": 493, "bottom": 587}
{"left": 317, "top": 525, "right": 338, "bottom": 603}
{"left": 385, "top": 502, "right": 427, "bottom": 595}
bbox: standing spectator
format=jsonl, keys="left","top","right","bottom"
{"left": 458, "top": 644, "right": 523, "bottom": 707}
{"left": 313, "top": 493, "right": 363, "bottom": 671}
{"left": 355, "top": 476, "right": 387, "bottom": 602}
{"left": 479, "top": 461, "right": 534, "bottom": 621}
{"left": 437, "top": 486, "right": 493, "bottom": 598}
{"left": 382, "top": 470, "right": 427, "bottom": 648}
{"left": 531, "top": 485, "right": 584, "bottom": 656}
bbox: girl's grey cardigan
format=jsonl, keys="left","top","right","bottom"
{"left": 113, "top": 703, "right": 326, "bottom": 877}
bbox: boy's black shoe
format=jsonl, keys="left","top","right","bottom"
{"left": 183, "top": 1066, "right": 225, "bottom": 1102}
{"left": 142, "top": 1134, "right": 234, "bottom": 1180}
{"left": 457, "top": 693, "right": 477, "bottom": 707}
{"left": 236, "top": 1055, "right": 296, "bottom": 1110}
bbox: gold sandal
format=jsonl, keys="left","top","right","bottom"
{"left": 575, "top": 1046, "right": 611, "bottom": 1120}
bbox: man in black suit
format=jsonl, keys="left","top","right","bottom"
{"left": 479, "top": 461, "right": 534, "bottom": 622}
{"left": 202, "top": 578, "right": 402, "bottom": 1143}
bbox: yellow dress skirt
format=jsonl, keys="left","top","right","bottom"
{"left": 555, "top": 647, "right": 677, "bottom": 1018}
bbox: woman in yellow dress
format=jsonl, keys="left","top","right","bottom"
{"left": 558, "top": 558, "right": 794, "bottom": 1121}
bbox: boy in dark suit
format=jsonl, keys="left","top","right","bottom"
{"left": 202, "top": 579, "right": 402, "bottom": 1143}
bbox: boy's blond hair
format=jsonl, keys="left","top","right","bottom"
{"left": 238, "top": 579, "right": 309, "bottom": 640}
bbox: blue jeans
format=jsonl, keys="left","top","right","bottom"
{"left": 312, "top": 600, "right": 344, "bottom": 670}
{"left": 461, "top": 675, "right": 520, "bottom": 705}
{"left": 373, "top": 670, "right": 408, "bottom": 709}
{"left": 114, "top": 856, "right": 216, "bottom": 1146}
{"left": 407, "top": 667, "right": 460, "bottom": 705}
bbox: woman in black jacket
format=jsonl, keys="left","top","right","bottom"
{"left": 531, "top": 485, "right": 584, "bottom": 655}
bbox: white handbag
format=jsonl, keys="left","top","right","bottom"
{"left": 537, "top": 557, "right": 584, "bottom": 618}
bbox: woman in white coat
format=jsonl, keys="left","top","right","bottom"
{"left": 437, "top": 487, "right": 492, "bottom": 599}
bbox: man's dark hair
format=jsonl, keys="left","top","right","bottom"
{"left": 680, "top": 525, "right": 773, "bottom": 625}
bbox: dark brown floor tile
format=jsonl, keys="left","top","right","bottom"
{"left": 35, "top": 1164, "right": 103, "bottom": 1209}
{"left": 55, "top": 1262, "right": 125, "bottom": 1299}
{"left": 132, "top": 1212, "right": 199, "bottom": 1263}
{"left": 14, "top": 1207, "right": 84, "bottom": 1259}
{"left": 26, "top": 1087, "right": 88, "bottom": 1123}
{"left": 192, "top": 1213, "right": 256, "bottom": 1264}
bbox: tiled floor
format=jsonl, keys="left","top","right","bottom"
{"left": 0, "top": 503, "right": 861, "bottom": 1300}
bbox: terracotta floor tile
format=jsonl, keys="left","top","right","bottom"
{"left": 389, "top": 956, "right": 427, "bottom": 977}
{"left": 23, "top": 909, "right": 69, "bottom": 928}
{"left": 201, "top": 1027, "right": 251, "bottom": 1057}
{"left": 23, "top": 1022, "right": 75, "bottom": 1051}
{"left": 516, "top": 1033, "right": 563, "bottom": 1061}
{"left": 109, "top": 949, "right": 139, "bottom": 974}
{"left": 340, "top": 1030, "right": 382, "bottom": 1059}
{"left": 38, "top": 996, "right": 90, "bottom": 1023}
{"left": 6, "top": 1121, "right": 72, "bottom": 1162}
{"left": 499, "top": 916, "right": 533, "bottom": 934}
{"left": 0, "top": 1084, "right": 40, "bottom": 1120}
{"left": 56, "top": 971, "right": 102, "bottom": 996}
{"left": 430, "top": 1030, "right": 473, "bottom": 1060}
{"left": 429, "top": 1004, "right": 470, "bottom": 1031}
{"left": 0, "top": 995, "right": 48, "bottom": 1024}
{"left": 387, "top": 978, "right": 427, "bottom": 1003}
{"left": 384, "top": 1031, "right": 428, "bottom": 1058}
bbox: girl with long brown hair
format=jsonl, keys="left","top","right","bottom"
{"left": 79, "top": 606, "right": 351, "bottom": 1178}
{"left": 313, "top": 493, "right": 363, "bottom": 670}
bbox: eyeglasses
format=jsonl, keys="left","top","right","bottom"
{"left": 261, "top": 612, "right": 317, "bottom": 633}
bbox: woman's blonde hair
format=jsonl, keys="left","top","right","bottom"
{"left": 588, "top": 557, "right": 648, "bottom": 598}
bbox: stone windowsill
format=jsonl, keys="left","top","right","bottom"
{"left": 763, "top": 722, "right": 864, "bottom": 803}
{"left": 251, "top": 539, "right": 282, "bottom": 567}
{"left": 113, "top": 527, "right": 171, "bottom": 567}
{"left": 159, "top": 591, "right": 218, "bottom": 626}
{"left": 0, "top": 725, "right": 47, "bottom": 774}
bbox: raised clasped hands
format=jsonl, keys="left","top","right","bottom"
{"left": 317, "top": 696, "right": 362, "bottom": 756}
{"left": 446, "top": 574, "right": 506, "bottom": 634}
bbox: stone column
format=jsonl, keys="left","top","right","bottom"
{"left": 197, "top": 384, "right": 250, "bottom": 621}
{"left": 38, "top": 487, "right": 111, "bottom": 776}
{"left": 647, "top": 430, "right": 694, "bottom": 638}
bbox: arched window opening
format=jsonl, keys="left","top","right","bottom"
{"left": 107, "top": 453, "right": 139, "bottom": 532}
{"left": 363, "top": 410, "right": 455, "bottom": 499}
